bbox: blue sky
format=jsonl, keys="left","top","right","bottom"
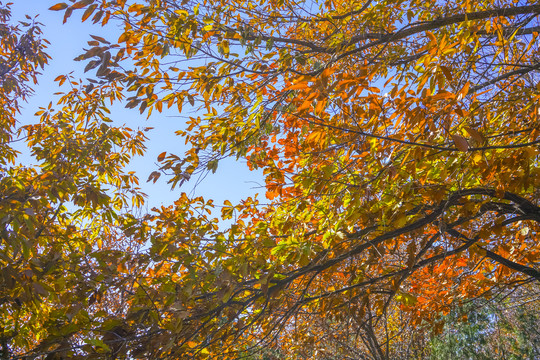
{"left": 9, "top": 0, "right": 264, "bottom": 212}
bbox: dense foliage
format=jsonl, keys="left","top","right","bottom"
{"left": 429, "top": 286, "right": 540, "bottom": 359}
{"left": 2, "top": 0, "right": 540, "bottom": 358}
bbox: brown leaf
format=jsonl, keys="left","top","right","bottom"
{"left": 72, "top": 0, "right": 94, "bottom": 9}
{"left": 92, "top": 10, "right": 104, "bottom": 24}
{"left": 90, "top": 34, "right": 111, "bottom": 44}
{"left": 464, "top": 127, "right": 485, "bottom": 144}
{"left": 81, "top": 4, "right": 97, "bottom": 21}
{"left": 157, "top": 152, "right": 166, "bottom": 162}
{"left": 63, "top": 7, "right": 73, "bottom": 23}
{"left": 139, "top": 100, "right": 148, "bottom": 114}
{"left": 439, "top": 65, "right": 453, "bottom": 81}
{"left": 33, "top": 283, "right": 49, "bottom": 297}
{"left": 85, "top": 46, "right": 106, "bottom": 58}
{"left": 147, "top": 171, "right": 161, "bottom": 183}
{"left": 452, "top": 134, "right": 469, "bottom": 152}
{"left": 84, "top": 60, "right": 100, "bottom": 73}
{"left": 125, "top": 99, "right": 139, "bottom": 109}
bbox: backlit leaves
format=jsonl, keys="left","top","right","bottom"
{"left": 6, "top": 0, "right": 540, "bottom": 359}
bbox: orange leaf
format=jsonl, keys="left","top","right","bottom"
{"left": 157, "top": 152, "right": 166, "bottom": 162}
{"left": 456, "top": 258, "right": 468, "bottom": 267}
{"left": 49, "top": 3, "right": 68, "bottom": 10}
{"left": 460, "top": 82, "right": 470, "bottom": 97}
{"left": 287, "top": 81, "right": 310, "bottom": 90}
{"left": 118, "top": 32, "right": 130, "bottom": 43}
{"left": 297, "top": 99, "right": 312, "bottom": 112}
{"left": 305, "top": 130, "right": 326, "bottom": 146}
{"left": 315, "top": 99, "right": 326, "bottom": 114}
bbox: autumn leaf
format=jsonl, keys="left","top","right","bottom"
{"left": 49, "top": 3, "right": 68, "bottom": 11}
{"left": 464, "top": 126, "right": 485, "bottom": 144}
{"left": 147, "top": 170, "right": 161, "bottom": 183}
{"left": 72, "top": 0, "right": 94, "bottom": 9}
{"left": 81, "top": 4, "right": 97, "bottom": 21}
{"left": 440, "top": 65, "right": 453, "bottom": 80}
{"left": 90, "top": 34, "right": 110, "bottom": 44}
{"left": 395, "top": 292, "right": 418, "bottom": 306}
{"left": 452, "top": 134, "right": 469, "bottom": 151}
{"left": 6, "top": 0, "right": 540, "bottom": 359}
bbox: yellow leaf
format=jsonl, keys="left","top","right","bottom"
{"left": 221, "top": 40, "right": 230, "bottom": 54}
{"left": 395, "top": 292, "right": 418, "bottom": 306}
{"left": 394, "top": 213, "right": 408, "bottom": 227}
{"left": 472, "top": 152, "right": 483, "bottom": 164}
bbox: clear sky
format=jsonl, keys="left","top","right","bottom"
{"left": 9, "top": 0, "right": 264, "bottom": 214}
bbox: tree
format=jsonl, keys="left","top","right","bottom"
{"left": 0, "top": 2, "right": 148, "bottom": 358}
{"left": 429, "top": 283, "right": 540, "bottom": 359}
{"left": 8, "top": 0, "right": 540, "bottom": 358}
